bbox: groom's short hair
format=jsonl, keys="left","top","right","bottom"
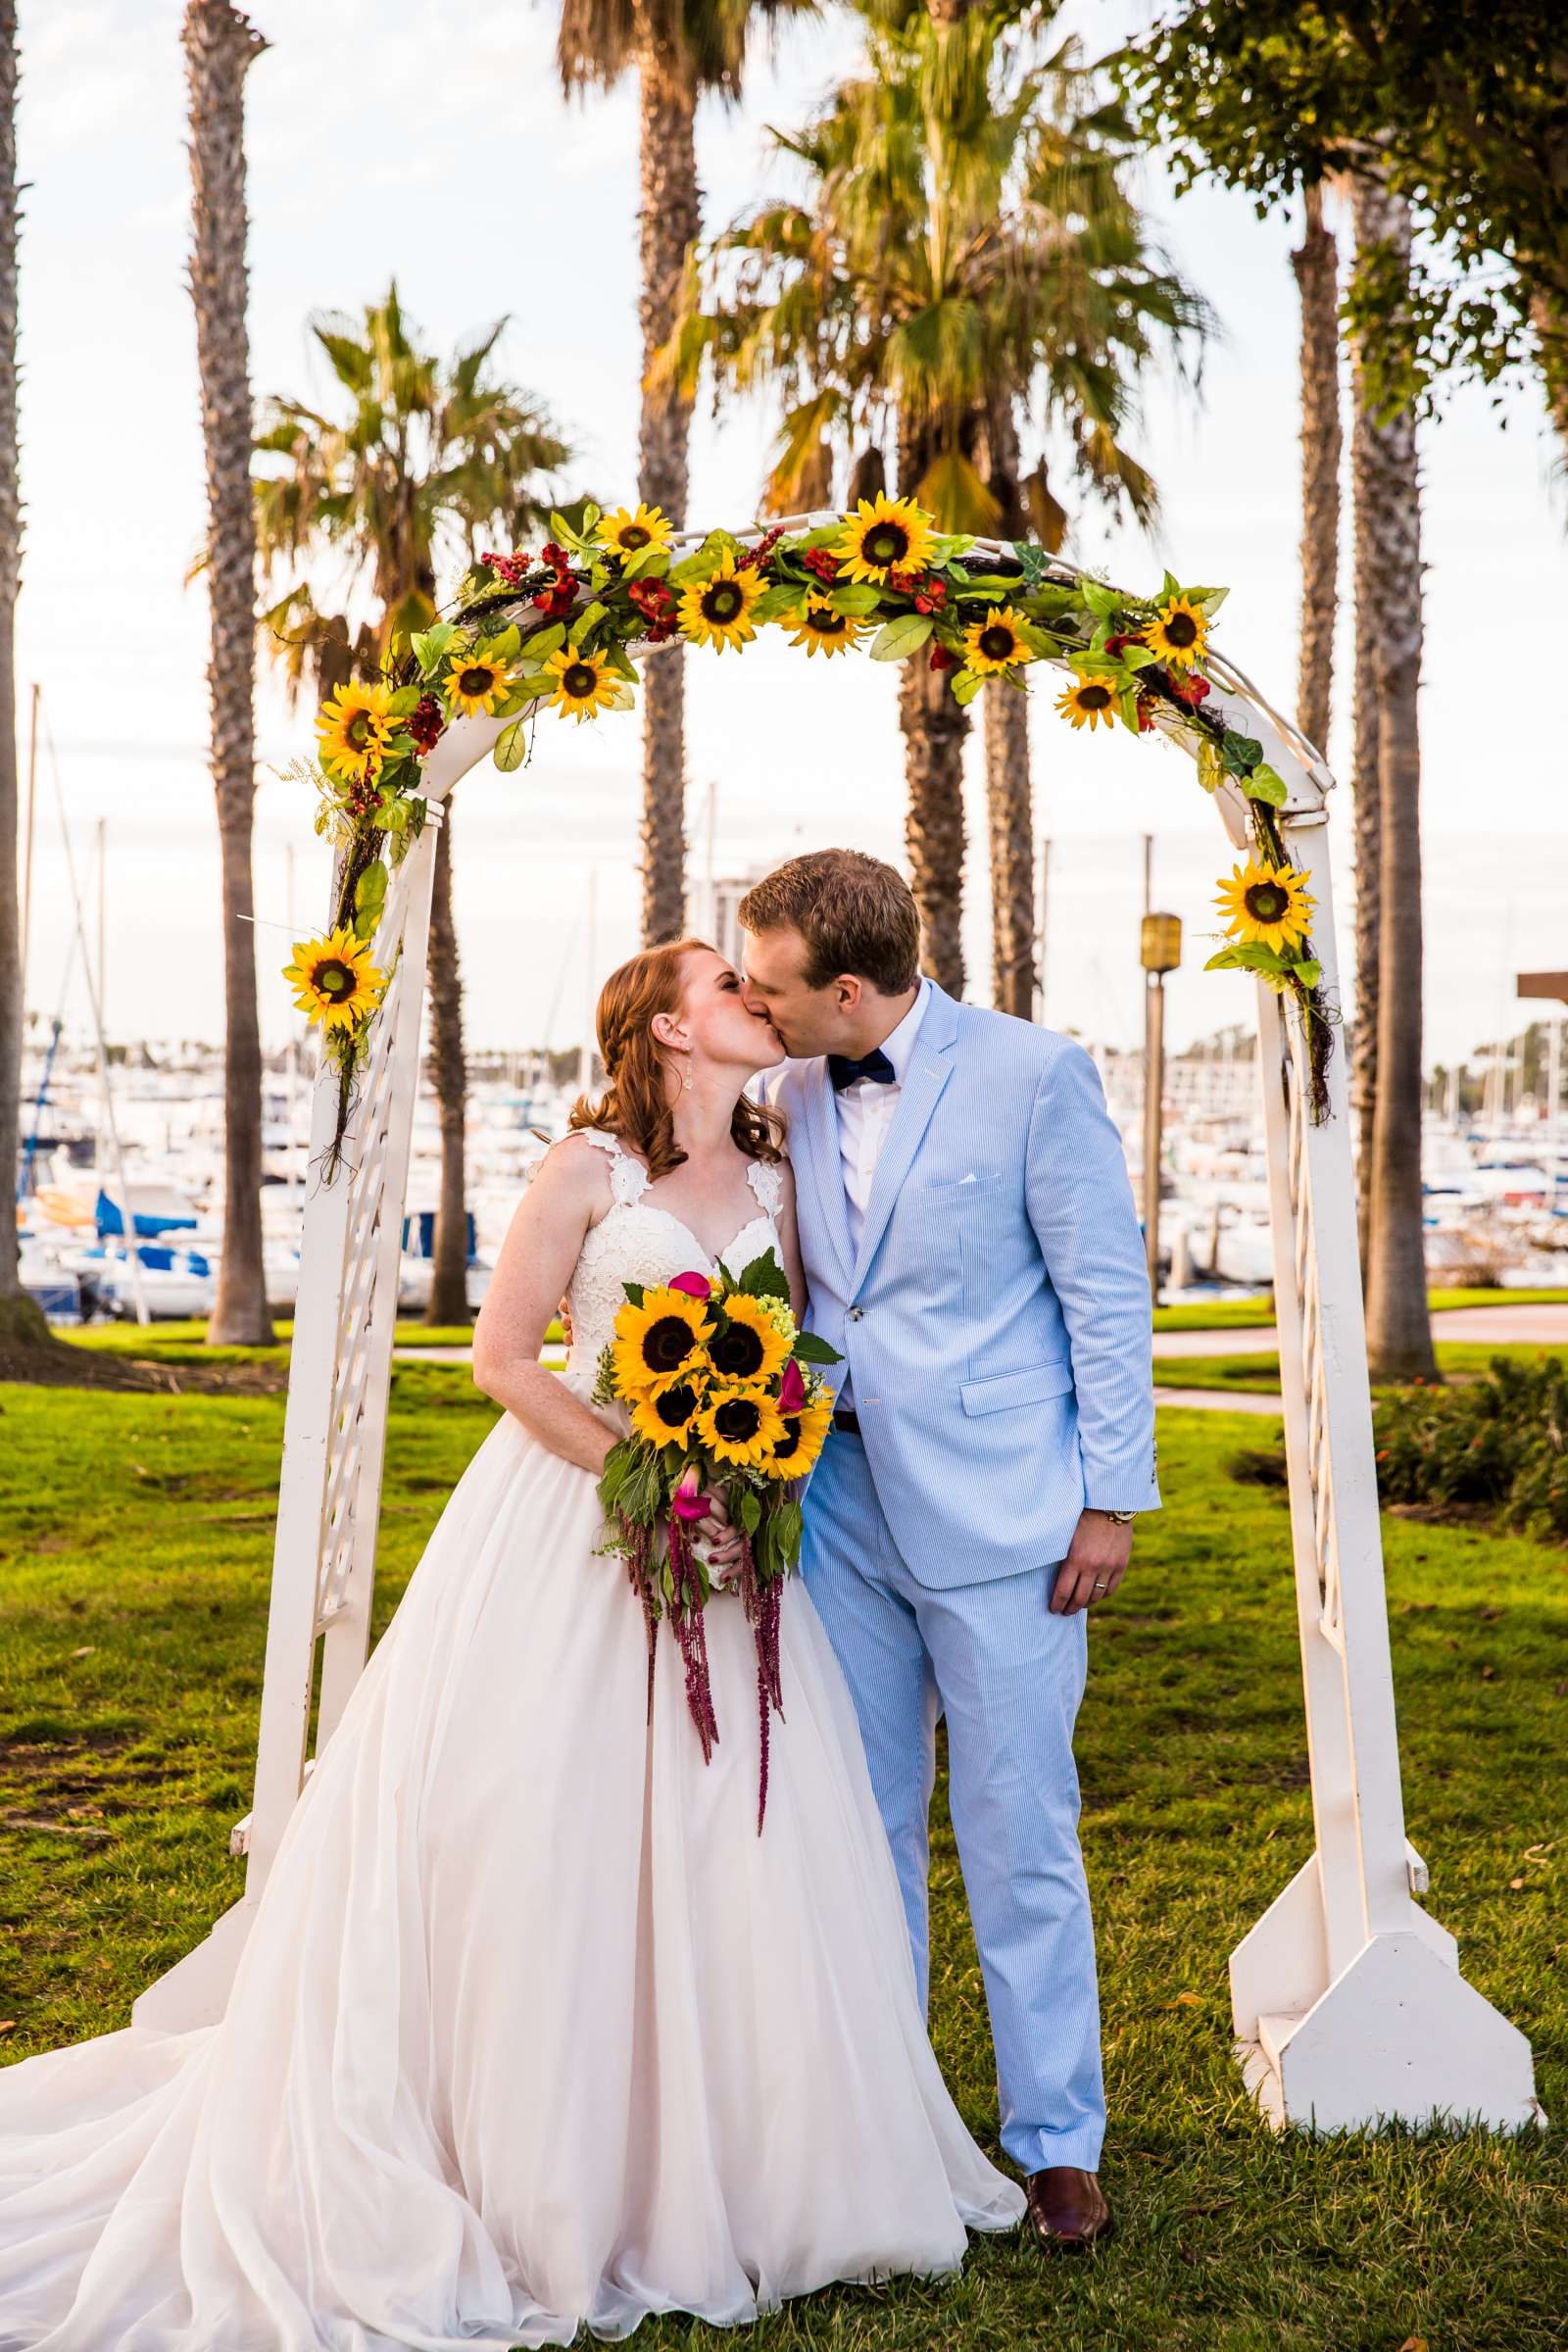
{"left": 739, "top": 850, "right": 920, "bottom": 996}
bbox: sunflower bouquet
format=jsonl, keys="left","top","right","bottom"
{"left": 593, "top": 1251, "right": 840, "bottom": 1830}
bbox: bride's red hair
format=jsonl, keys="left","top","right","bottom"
{"left": 567, "top": 938, "right": 786, "bottom": 1183}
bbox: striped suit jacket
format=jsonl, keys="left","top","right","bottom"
{"left": 771, "top": 984, "right": 1160, "bottom": 1587}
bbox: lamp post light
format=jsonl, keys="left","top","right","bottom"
{"left": 1141, "top": 911, "right": 1183, "bottom": 1298}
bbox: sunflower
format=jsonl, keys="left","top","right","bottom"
{"left": 542, "top": 645, "right": 622, "bottom": 723}
{"left": 1214, "top": 858, "right": 1317, "bottom": 954}
{"left": 676, "top": 556, "right": 765, "bottom": 653}
{"left": 962, "top": 605, "right": 1035, "bottom": 677}
{"left": 696, "top": 1383, "right": 786, "bottom": 1470}
{"left": 628, "top": 1375, "right": 707, "bottom": 1451}
{"left": 316, "top": 681, "right": 395, "bottom": 784}
{"left": 1146, "top": 593, "right": 1209, "bottom": 670}
{"left": 780, "top": 596, "right": 865, "bottom": 659}
{"left": 1055, "top": 673, "right": 1119, "bottom": 732}
{"left": 835, "top": 493, "right": 935, "bottom": 585}
{"left": 444, "top": 642, "right": 515, "bottom": 719}
{"left": 282, "top": 925, "right": 386, "bottom": 1035}
{"left": 708, "top": 1293, "right": 791, "bottom": 1387}
{"left": 596, "top": 502, "right": 674, "bottom": 560}
{"left": 612, "top": 1288, "right": 713, "bottom": 1398}
{"left": 757, "top": 1385, "right": 835, "bottom": 1481}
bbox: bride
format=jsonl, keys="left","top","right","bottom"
{"left": 0, "top": 938, "right": 1022, "bottom": 2352}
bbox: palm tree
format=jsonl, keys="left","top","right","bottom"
{"left": 254, "top": 289, "right": 573, "bottom": 1324}
{"left": 666, "top": 1, "right": 1209, "bottom": 998}
{"left": 0, "top": 1, "right": 36, "bottom": 1344}
{"left": 554, "top": 0, "right": 813, "bottom": 948}
{"left": 183, "top": 0, "right": 271, "bottom": 1347}
{"left": 1348, "top": 171, "right": 1435, "bottom": 1380}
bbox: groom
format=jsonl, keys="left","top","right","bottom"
{"left": 737, "top": 849, "right": 1158, "bottom": 2255}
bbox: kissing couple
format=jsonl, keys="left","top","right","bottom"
{"left": 0, "top": 849, "right": 1159, "bottom": 2350}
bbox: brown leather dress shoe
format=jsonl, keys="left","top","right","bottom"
{"left": 1023, "top": 2165, "right": 1115, "bottom": 2253}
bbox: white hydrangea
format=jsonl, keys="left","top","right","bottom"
{"left": 757, "top": 1294, "right": 798, "bottom": 1346}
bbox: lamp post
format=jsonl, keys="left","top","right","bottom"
{"left": 1141, "top": 910, "right": 1182, "bottom": 1298}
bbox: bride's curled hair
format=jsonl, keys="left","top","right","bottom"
{"left": 568, "top": 938, "right": 786, "bottom": 1183}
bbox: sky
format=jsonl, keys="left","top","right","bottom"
{"left": 16, "top": 0, "right": 1568, "bottom": 1068}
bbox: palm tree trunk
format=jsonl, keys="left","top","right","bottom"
{"left": 183, "top": 0, "right": 272, "bottom": 1348}
{"left": 425, "top": 810, "right": 468, "bottom": 1326}
{"left": 1292, "top": 179, "right": 1341, "bottom": 757}
{"left": 1351, "top": 173, "right": 1435, "bottom": 1383}
{"left": 634, "top": 14, "right": 699, "bottom": 946}
{"left": 1348, "top": 265, "right": 1383, "bottom": 1285}
{"left": 897, "top": 422, "right": 967, "bottom": 994}
{"left": 0, "top": 3, "right": 39, "bottom": 1341}
{"left": 978, "top": 399, "right": 1035, "bottom": 1017}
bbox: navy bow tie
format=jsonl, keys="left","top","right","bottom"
{"left": 828, "top": 1046, "right": 896, "bottom": 1092}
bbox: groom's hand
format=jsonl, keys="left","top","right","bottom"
{"left": 1051, "top": 1510, "right": 1134, "bottom": 1616}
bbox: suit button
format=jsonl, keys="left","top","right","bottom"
{"left": 847, "top": 1306, "right": 863, "bottom": 1322}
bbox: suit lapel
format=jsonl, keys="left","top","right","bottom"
{"left": 849, "top": 985, "right": 959, "bottom": 1298}
{"left": 794, "top": 1056, "right": 855, "bottom": 1290}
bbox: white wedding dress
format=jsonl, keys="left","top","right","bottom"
{"left": 0, "top": 1135, "right": 1022, "bottom": 2352}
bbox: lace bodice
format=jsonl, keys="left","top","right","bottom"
{"left": 537, "top": 1131, "right": 786, "bottom": 1381}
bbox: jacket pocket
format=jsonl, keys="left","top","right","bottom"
{"left": 960, "top": 1358, "right": 1075, "bottom": 1415}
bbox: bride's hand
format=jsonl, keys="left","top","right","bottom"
{"left": 697, "top": 1491, "right": 746, "bottom": 1585}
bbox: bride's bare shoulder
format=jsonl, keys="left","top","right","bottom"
{"left": 521, "top": 1130, "right": 617, "bottom": 1217}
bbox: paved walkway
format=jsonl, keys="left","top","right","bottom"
{"left": 1152, "top": 1301, "right": 1568, "bottom": 1359}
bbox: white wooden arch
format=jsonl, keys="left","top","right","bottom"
{"left": 135, "top": 519, "right": 1541, "bottom": 2136}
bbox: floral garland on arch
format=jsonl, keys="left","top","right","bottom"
{"left": 283, "top": 495, "right": 1334, "bottom": 1170}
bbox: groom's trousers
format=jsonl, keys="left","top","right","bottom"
{"left": 802, "top": 1426, "right": 1104, "bottom": 2175}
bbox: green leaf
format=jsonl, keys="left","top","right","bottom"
{"left": 619, "top": 545, "right": 669, "bottom": 582}
{"left": 1121, "top": 642, "right": 1158, "bottom": 672}
{"left": 793, "top": 1331, "right": 843, "bottom": 1366}
{"left": 1161, "top": 566, "right": 1182, "bottom": 599}
{"left": 1293, "top": 958, "right": 1323, "bottom": 988}
{"left": 569, "top": 600, "right": 609, "bottom": 645}
{"left": 1242, "top": 761, "right": 1288, "bottom": 807}
{"left": 1197, "top": 739, "right": 1225, "bottom": 795}
{"left": 605, "top": 641, "right": 639, "bottom": 681}
{"left": 353, "top": 860, "right": 387, "bottom": 923}
{"left": 1009, "top": 541, "right": 1053, "bottom": 587}
{"left": 752, "top": 584, "right": 802, "bottom": 624}
{"left": 486, "top": 622, "right": 521, "bottom": 661}
{"left": 737, "top": 1488, "right": 762, "bottom": 1537}
{"left": 1220, "top": 728, "right": 1264, "bottom": 777}
{"left": 738, "top": 1251, "right": 789, "bottom": 1300}
{"left": 868, "top": 612, "right": 934, "bottom": 662}
{"left": 828, "top": 584, "right": 882, "bottom": 614}
{"left": 1079, "top": 579, "right": 1121, "bottom": 619}
{"left": 492, "top": 719, "right": 529, "bottom": 773}
{"left": 1118, "top": 689, "right": 1144, "bottom": 733}
{"left": 411, "top": 622, "right": 456, "bottom": 673}
{"left": 623, "top": 1282, "right": 646, "bottom": 1309}
{"left": 385, "top": 684, "right": 422, "bottom": 717}
{"left": 951, "top": 667, "right": 985, "bottom": 706}
{"left": 520, "top": 621, "right": 565, "bottom": 662}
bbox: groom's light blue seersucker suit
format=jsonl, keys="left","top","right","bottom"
{"left": 770, "top": 978, "right": 1159, "bottom": 2176}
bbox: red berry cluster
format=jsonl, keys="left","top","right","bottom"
{"left": 802, "top": 548, "right": 840, "bottom": 584}
{"left": 345, "top": 775, "right": 382, "bottom": 817}
{"left": 409, "top": 694, "right": 446, "bottom": 757}
{"left": 628, "top": 576, "right": 679, "bottom": 642}
{"left": 737, "top": 524, "right": 787, "bottom": 572}
{"left": 480, "top": 549, "right": 532, "bottom": 588}
{"left": 532, "top": 542, "right": 576, "bottom": 617}
{"left": 929, "top": 643, "right": 958, "bottom": 673}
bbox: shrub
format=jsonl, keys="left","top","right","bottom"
{"left": 1373, "top": 1353, "right": 1568, "bottom": 1541}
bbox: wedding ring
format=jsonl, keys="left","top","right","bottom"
{"left": 1093, "top": 1579, "right": 1107, "bottom": 1590}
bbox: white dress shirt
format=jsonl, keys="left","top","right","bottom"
{"left": 834, "top": 979, "right": 929, "bottom": 1407}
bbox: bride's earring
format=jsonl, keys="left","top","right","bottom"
{"left": 680, "top": 1054, "right": 693, "bottom": 1093}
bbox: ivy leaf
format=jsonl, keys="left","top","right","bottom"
{"left": 1220, "top": 727, "right": 1264, "bottom": 776}
{"left": 869, "top": 612, "right": 934, "bottom": 662}
{"left": 1242, "top": 760, "right": 1288, "bottom": 807}
{"left": 1009, "top": 540, "right": 1053, "bottom": 587}
{"left": 1079, "top": 579, "right": 1121, "bottom": 619}
{"left": 492, "top": 719, "right": 529, "bottom": 773}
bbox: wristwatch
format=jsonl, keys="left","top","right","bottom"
{"left": 1097, "top": 1508, "right": 1137, "bottom": 1525}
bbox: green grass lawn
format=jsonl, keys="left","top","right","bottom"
{"left": 1, "top": 1375, "right": 1564, "bottom": 2348}
{"left": 1154, "top": 1341, "right": 1567, "bottom": 1396}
